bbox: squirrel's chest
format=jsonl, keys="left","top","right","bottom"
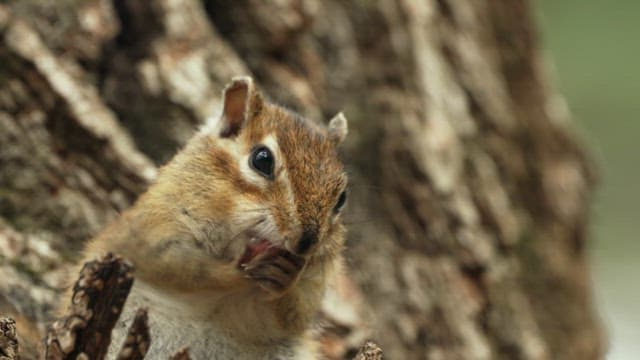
{"left": 107, "top": 281, "right": 312, "bottom": 360}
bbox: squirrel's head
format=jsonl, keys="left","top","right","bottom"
{"left": 175, "top": 77, "right": 348, "bottom": 267}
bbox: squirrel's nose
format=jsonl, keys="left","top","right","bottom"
{"left": 296, "top": 229, "right": 318, "bottom": 254}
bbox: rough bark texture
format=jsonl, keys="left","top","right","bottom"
{"left": 44, "top": 253, "right": 134, "bottom": 360}
{"left": 352, "top": 341, "right": 383, "bottom": 360}
{"left": 116, "top": 308, "right": 151, "bottom": 360}
{"left": 0, "top": 1, "right": 603, "bottom": 359}
{"left": 0, "top": 318, "right": 19, "bottom": 360}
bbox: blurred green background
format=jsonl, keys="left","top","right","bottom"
{"left": 537, "top": 1, "right": 639, "bottom": 359}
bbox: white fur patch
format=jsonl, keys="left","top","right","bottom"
{"left": 107, "top": 280, "right": 313, "bottom": 359}
{"left": 199, "top": 111, "right": 224, "bottom": 137}
{"left": 239, "top": 134, "right": 280, "bottom": 188}
{"left": 328, "top": 112, "right": 348, "bottom": 143}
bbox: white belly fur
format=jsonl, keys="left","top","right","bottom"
{"left": 107, "top": 281, "right": 315, "bottom": 360}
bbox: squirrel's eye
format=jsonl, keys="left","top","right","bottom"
{"left": 334, "top": 191, "right": 347, "bottom": 213}
{"left": 250, "top": 146, "right": 275, "bottom": 179}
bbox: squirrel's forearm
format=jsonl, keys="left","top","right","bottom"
{"left": 84, "top": 211, "right": 248, "bottom": 294}
{"left": 130, "top": 237, "right": 248, "bottom": 293}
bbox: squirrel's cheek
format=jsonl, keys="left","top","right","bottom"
{"left": 196, "top": 189, "right": 236, "bottom": 223}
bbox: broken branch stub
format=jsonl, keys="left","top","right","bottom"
{"left": 116, "top": 308, "right": 150, "bottom": 360}
{"left": 45, "top": 253, "right": 134, "bottom": 360}
{"left": 0, "top": 317, "right": 19, "bottom": 360}
{"left": 352, "top": 341, "right": 383, "bottom": 360}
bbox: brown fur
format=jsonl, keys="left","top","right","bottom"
{"left": 69, "top": 77, "right": 348, "bottom": 358}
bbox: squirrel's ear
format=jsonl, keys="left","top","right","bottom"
{"left": 328, "top": 112, "right": 348, "bottom": 144}
{"left": 219, "top": 76, "right": 263, "bottom": 138}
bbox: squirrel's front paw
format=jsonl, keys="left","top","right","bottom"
{"left": 241, "top": 246, "right": 306, "bottom": 296}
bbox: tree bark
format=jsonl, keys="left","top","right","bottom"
{"left": 45, "top": 254, "right": 134, "bottom": 360}
{"left": 116, "top": 308, "right": 151, "bottom": 360}
{"left": 0, "top": 1, "right": 603, "bottom": 359}
{"left": 0, "top": 317, "right": 19, "bottom": 360}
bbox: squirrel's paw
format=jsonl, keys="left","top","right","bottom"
{"left": 242, "top": 246, "right": 305, "bottom": 296}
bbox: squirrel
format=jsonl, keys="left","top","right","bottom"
{"left": 73, "top": 77, "right": 349, "bottom": 359}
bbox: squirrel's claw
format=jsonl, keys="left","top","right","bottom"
{"left": 242, "top": 246, "right": 306, "bottom": 296}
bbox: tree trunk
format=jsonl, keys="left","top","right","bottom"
{"left": 0, "top": 1, "right": 604, "bottom": 359}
